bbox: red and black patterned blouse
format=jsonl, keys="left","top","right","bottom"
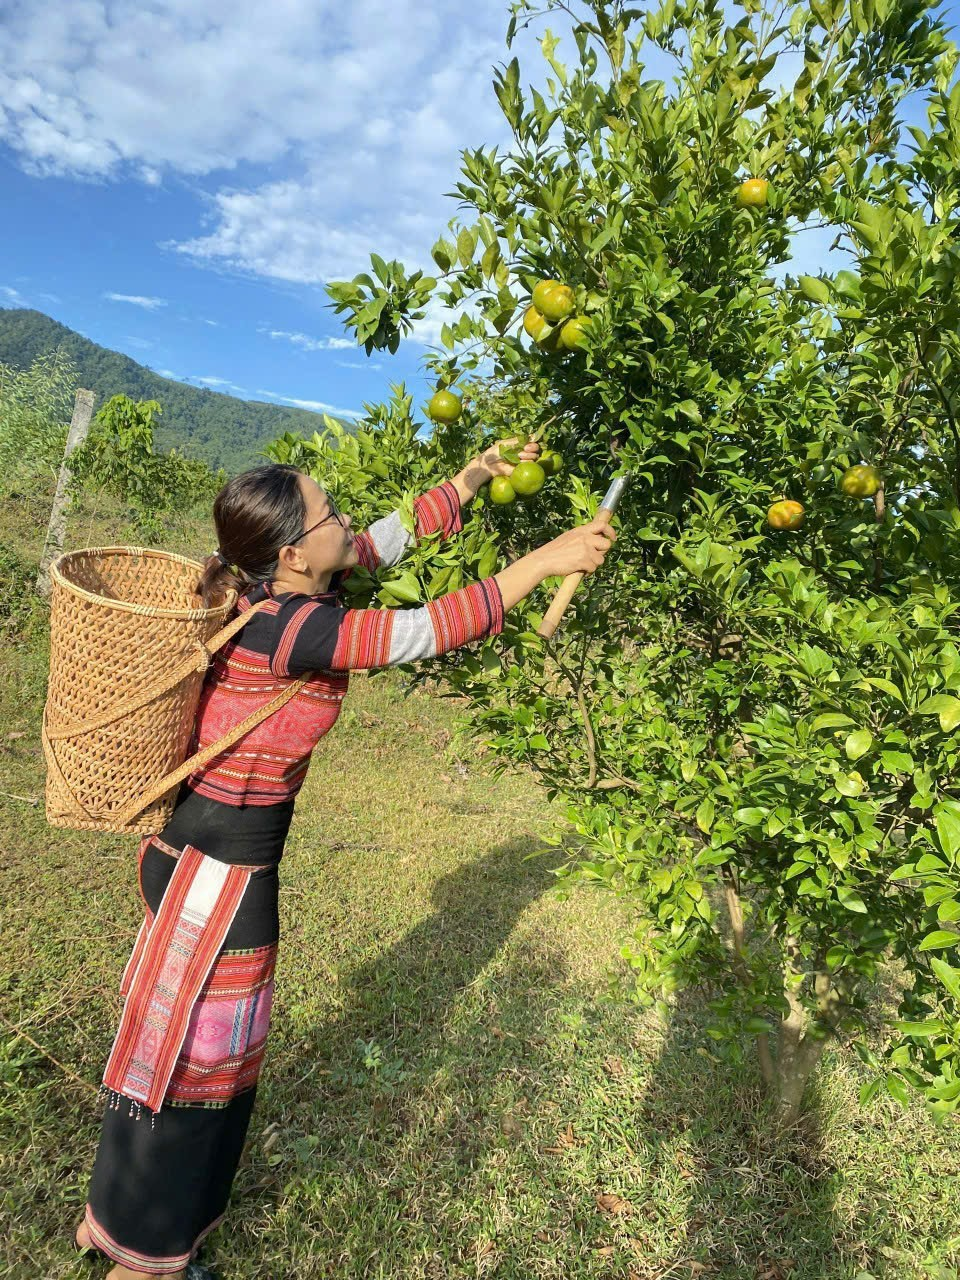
{"left": 184, "top": 482, "right": 504, "bottom": 808}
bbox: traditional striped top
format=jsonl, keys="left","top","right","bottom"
{"left": 185, "top": 482, "right": 504, "bottom": 808}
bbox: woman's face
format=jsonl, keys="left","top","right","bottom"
{"left": 292, "top": 473, "right": 359, "bottom": 577}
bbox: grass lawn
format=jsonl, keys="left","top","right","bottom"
{"left": 0, "top": 490, "right": 958, "bottom": 1279}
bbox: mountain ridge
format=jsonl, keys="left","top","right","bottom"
{"left": 0, "top": 308, "right": 350, "bottom": 472}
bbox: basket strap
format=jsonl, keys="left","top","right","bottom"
{"left": 112, "top": 669, "right": 310, "bottom": 827}
{"left": 45, "top": 598, "right": 274, "bottom": 742}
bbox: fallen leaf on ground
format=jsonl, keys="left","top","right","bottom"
{"left": 596, "top": 1192, "right": 631, "bottom": 1216}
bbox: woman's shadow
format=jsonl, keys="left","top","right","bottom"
{"left": 229, "top": 833, "right": 569, "bottom": 1259}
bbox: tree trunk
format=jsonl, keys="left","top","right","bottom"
{"left": 763, "top": 949, "right": 837, "bottom": 1127}
{"left": 37, "top": 389, "right": 96, "bottom": 597}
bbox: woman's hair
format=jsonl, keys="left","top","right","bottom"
{"left": 195, "top": 464, "right": 307, "bottom": 608}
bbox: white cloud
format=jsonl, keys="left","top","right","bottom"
{"left": 0, "top": 0, "right": 540, "bottom": 284}
{"left": 191, "top": 374, "right": 249, "bottom": 394}
{"left": 154, "top": 368, "right": 179, "bottom": 379}
{"left": 261, "top": 327, "right": 355, "bottom": 352}
{"left": 125, "top": 336, "right": 153, "bottom": 349}
{"left": 255, "top": 389, "right": 361, "bottom": 419}
{"left": 105, "top": 292, "right": 167, "bottom": 309}
{"left": 1, "top": 285, "right": 26, "bottom": 305}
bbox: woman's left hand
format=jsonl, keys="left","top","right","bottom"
{"left": 476, "top": 437, "right": 541, "bottom": 480}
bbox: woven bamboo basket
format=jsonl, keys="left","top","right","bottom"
{"left": 42, "top": 546, "right": 241, "bottom": 835}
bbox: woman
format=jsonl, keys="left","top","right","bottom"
{"left": 75, "top": 438, "right": 616, "bottom": 1279}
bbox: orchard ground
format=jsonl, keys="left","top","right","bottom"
{"left": 0, "top": 489, "right": 958, "bottom": 1280}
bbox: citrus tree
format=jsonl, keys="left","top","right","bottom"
{"left": 70, "top": 394, "right": 224, "bottom": 540}
{"left": 313, "top": 0, "right": 960, "bottom": 1124}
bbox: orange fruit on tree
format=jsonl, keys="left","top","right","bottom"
{"left": 532, "top": 279, "right": 563, "bottom": 313}
{"left": 427, "top": 390, "right": 462, "bottom": 423}
{"left": 840, "top": 464, "right": 882, "bottom": 498}
{"left": 510, "top": 460, "right": 546, "bottom": 497}
{"left": 767, "top": 499, "right": 805, "bottom": 530}
{"left": 538, "top": 283, "right": 575, "bottom": 323}
{"left": 539, "top": 448, "right": 563, "bottom": 475}
{"left": 523, "top": 305, "right": 548, "bottom": 341}
{"left": 560, "top": 315, "right": 591, "bottom": 350}
{"left": 737, "top": 178, "right": 769, "bottom": 208}
{"left": 489, "top": 476, "right": 517, "bottom": 505}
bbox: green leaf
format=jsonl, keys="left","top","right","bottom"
{"left": 919, "top": 694, "right": 960, "bottom": 730}
{"left": 798, "top": 274, "right": 831, "bottom": 304}
{"left": 838, "top": 886, "right": 868, "bottom": 913}
{"left": 845, "top": 729, "right": 873, "bottom": 761}
{"left": 811, "top": 713, "right": 855, "bottom": 731}
{"left": 930, "top": 957, "right": 960, "bottom": 1000}
{"left": 528, "top": 734, "right": 550, "bottom": 750}
{"left": 895, "top": 1019, "right": 946, "bottom": 1037}
{"left": 859, "top": 1077, "right": 883, "bottom": 1105}
{"left": 835, "top": 772, "right": 865, "bottom": 797}
{"left": 734, "top": 807, "right": 766, "bottom": 826}
{"left": 457, "top": 227, "right": 478, "bottom": 268}
{"left": 919, "top": 931, "right": 959, "bottom": 952}
{"left": 745, "top": 1017, "right": 771, "bottom": 1034}
{"left": 935, "top": 801, "right": 960, "bottom": 860}
{"left": 696, "top": 796, "right": 715, "bottom": 833}
{"left": 885, "top": 1074, "right": 911, "bottom": 1106}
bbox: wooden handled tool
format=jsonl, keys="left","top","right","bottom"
{"left": 537, "top": 474, "right": 629, "bottom": 640}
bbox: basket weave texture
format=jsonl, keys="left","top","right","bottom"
{"left": 43, "top": 546, "right": 240, "bottom": 834}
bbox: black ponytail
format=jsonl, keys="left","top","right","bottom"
{"left": 194, "top": 465, "right": 307, "bottom": 608}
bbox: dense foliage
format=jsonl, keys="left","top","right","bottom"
{"left": 69, "top": 394, "right": 226, "bottom": 541}
{"left": 0, "top": 347, "right": 77, "bottom": 497}
{"left": 308, "top": 0, "right": 960, "bottom": 1124}
{"left": 0, "top": 308, "right": 341, "bottom": 472}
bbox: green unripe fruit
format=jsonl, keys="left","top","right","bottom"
{"left": 427, "top": 390, "right": 462, "bottom": 423}
{"left": 540, "top": 449, "right": 563, "bottom": 476}
{"left": 539, "top": 283, "right": 575, "bottom": 322}
{"left": 523, "top": 305, "right": 548, "bottom": 341}
{"left": 510, "top": 460, "right": 546, "bottom": 497}
{"left": 532, "top": 280, "right": 562, "bottom": 313}
{"left": 489, "top": 476, "right": 516, "bottom": 505}
{"left": 560, "top": 315, "right": 590, "bottom": 350}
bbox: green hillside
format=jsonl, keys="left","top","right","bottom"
{"left": 0, "top": 308, "right": 345, "bottom": 472}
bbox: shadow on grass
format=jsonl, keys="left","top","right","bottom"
{"left": 227, "top": 834, "right": 565, "bottom": 1271}
{"left": 626, "top": 991, "right": 845, "bottom": 1280}
{"left": 222, "top": 835, "right": 857, "bottom": 1280}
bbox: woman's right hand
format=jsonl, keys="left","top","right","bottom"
{"left": 539, "top": 518, "right": 617, "bottom": 578}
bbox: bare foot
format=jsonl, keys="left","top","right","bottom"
{"left": 74, "top": 1219, "right": 96, "bottom": 1251}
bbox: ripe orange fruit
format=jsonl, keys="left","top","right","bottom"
{"left": 560, "top": 315, "right": 591, "bottom": 350}
{"left": 427, "top": 390, "right": 462, "bottom": 423}
{"left": 489, "top": 476, "right": 516, "bottom": 505}
{"left": 737, "top": 178, "right": 769, "bottom": 208}
{"left": 511, "top": 460, "right": 546, "bottom": 497}
{"left": 539, "top": 283, "right": 575, "bottom": 323}
{"left": 523, "top": 305, "right": 548, "bottom": 341}
{"left": 840, "top": 464, "right": 881, "bottom": 498}
{"left": 767, "top": 499, "right": 805, "bottom": 530}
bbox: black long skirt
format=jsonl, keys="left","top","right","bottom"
{"left": 84, "top": 841, "right": 280, "bottom": 1274}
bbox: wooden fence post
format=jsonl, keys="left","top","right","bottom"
{"left": 36, "top": 388, "right": 96, "bottom": 597}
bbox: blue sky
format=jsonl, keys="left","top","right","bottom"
{"left": 0, "top": 0, "right": 956, "bottom": 432}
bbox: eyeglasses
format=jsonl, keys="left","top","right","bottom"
{"left": 293, "top": 498, "right": 346, "bottom": 542}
